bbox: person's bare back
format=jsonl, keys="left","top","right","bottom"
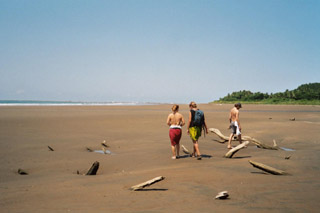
{"left": 167, "top": 112, "right": 185, "bottom": 126}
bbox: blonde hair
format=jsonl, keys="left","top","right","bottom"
{"left": 189, "top": 101, "right": 197, "bottom": 108}
{"left": 172, "top": 104, "right": 179, "bottom": 112}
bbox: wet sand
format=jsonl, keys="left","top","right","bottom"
{"left": 0, "top": 104, "right": 319, "bottom": 212}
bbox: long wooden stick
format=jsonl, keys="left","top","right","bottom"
{"left": 181, "top": 145, "right": 190, "bottom": 154}
{"left": 130, "top": 176, "right": 165, "bottom": 191}
{"left": 249, "top": 160, "right": 288, "bottom": 175}
{"left": 224, "top": 141, "right": 249, "bottom": 158}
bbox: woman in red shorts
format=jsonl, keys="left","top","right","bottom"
{"left": 167, "top": 104, "right": 185, "bottom": 159}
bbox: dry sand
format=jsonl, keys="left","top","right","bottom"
{"left": 0, "top": 104, "right": 319, "bottom": 212}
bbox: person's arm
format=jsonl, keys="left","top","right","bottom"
{"left": 187, "top": 111, "right": 192, "bottom": 134}
{"left": 235, "top": 111, "right": 241, "bottom": 130}
{"left": 180, "top": 114, "right": 185, "bottom": 126}
{"left": 203, "top": 115, "right": 208, "bottom": 134}
{"left": 166, "top": 114, "right": 171, "bottom": 126}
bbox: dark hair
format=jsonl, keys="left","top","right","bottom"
{"left": 235, "top": 103, "right": 242, "bottom": 108}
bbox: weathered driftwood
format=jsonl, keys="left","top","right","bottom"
{"left": 86, "top": 161, "right": 100, "bottom": 175}
{"left": 243, "top": 136, "right": 278, "bottom": 150}
{"left": 130, "top": 176, "right": 165, "bottom": 191}
{"left": 18, "top": 168, "right": 28, "bottom": 175}
{"left": 249, "top": 160, "right": 288, "bottom": 175}
{"left": 48, "top": 146, "right": 54, "bottom": 151}
{"left": 209, "top": 127, "right": 278, "bottom": 150}
{"left": 209, "top": 128, "right": 229, "bottom": 141}
{"left": 181, "top": 145, "right": 190, "bottom": 154}
{"left": 215, "top": 191, "right": 229, "bottom": 199}
{"left": 101, "top": 140, "right": 109, "bottom": 148}
{"left": 224, "top": 141, "right": 249, "bottom": 158}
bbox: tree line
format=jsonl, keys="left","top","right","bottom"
{"left": 214, "top": 83, "right": 320, "bottom": 104}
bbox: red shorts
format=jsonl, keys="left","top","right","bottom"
{"left": 169, "top": 128, "right": 182, "bottom": 146}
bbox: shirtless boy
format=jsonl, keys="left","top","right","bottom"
{"left": 227, "top": 103, "right": 242, "bottom": 149}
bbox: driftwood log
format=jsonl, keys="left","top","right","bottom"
{"left": 86, "top": 161, "right": 100, "bottom": 175}
{"left": 209, "top": 128, "right": 278, "bottom": 150}
{"left": 224, "top": 141, "right": 249, "bottom": 158}
{"left": 48, "top": 146, "right": 54, "bottom": 151}
{"left": 101, "top": 140, "right": 109, "bottom": 148}
{"left": 130, "top": 176, "right": 165, "bottom": 191}
{"left": 18, "top": 168, "right": 28, "bottom": 175}
{"left": 215, "top": 191, "right": 229, "bottom": 199}
{"left": 243, "top": 136, "right": 278, "bottom": 150}
{"left": 249, "top": 160, "right": 288, "bottom": 175}
{"left": 209, "top": 128, "right": 230, "bottom": 141}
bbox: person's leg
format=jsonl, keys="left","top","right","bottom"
{"left": 238, "top": 134, "right": 242, "bottom": 144}
{"left": 171, "top": 145, "right": 176, "bottom": 158}
{"left": 176, "top": 144, "right": 180, "bottom": 158}
{"left": 228, "top": 133, "right": 234, "bottom": 149}
{"left": 193, "top": 140, "right": 201, "bottom": 158}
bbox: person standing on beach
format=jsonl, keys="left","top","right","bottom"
{"left": 167, "top": 104, "right": 185, "bottom": 159}
{"left": 187, "top": 101, "right": 208, "bottom": 160}
{"left": 227, "top": 103, "right": 242, "bottom": 149}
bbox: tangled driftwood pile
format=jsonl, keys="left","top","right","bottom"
{"left": 209, "top": 127, "right": 290, "bottom": 175}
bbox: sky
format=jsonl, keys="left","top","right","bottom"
{"left": 1, "top": 0, "right": 319, "bottom": 103}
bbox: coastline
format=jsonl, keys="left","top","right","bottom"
{"left": 0, "top": 104, "right": 319, "bottom": 212}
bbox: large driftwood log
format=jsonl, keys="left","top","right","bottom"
{"left": 209, "top": 128, "right": 278, "bottom": 150}
{"left": 224, "top": 141, "right": 249, "bottom": 158}
{"left": 249, "top": 160, "right": 288, "bottom": 175}
{"left": 243, "top": 136, "right": 278, "bottom": 150}
{"left": 209, "top": 128, "right": 229, "bottom": 141}
{"left": 86, "top": 161, "right": 100, "bottom": 175}
{"left": 130, "top": 176, "right": 165, "bottom": 191}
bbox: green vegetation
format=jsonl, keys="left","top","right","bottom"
{"left": 213, "top": 83, "right": 320, "bottom": 105}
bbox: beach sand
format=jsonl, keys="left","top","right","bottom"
{"left": 0, "top": 104, "right": 319, "bottom": 212}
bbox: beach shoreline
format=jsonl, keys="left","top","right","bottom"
{"left": 0, "top": 104, "right": 319, "bottom": 212}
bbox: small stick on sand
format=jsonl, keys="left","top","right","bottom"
{"left": 249, "top": 160, "right": 288, "bottom": 175}
{"left": 224, "top": 141, "right": 249, "bottom": 158}
{"left": 130, "top": 176, "right": 165, "bottom": 191}
{"left": 86, "top": 161, "right": 100, "bottom": 175}
{"left": 86, "top": 147, "right": 93, "bottom": 152}
{"left": 181, "top": 145, "right": 190, "bottom": 154}
{"left": 101, "top": 140, "right": 109, "bottom": 148}
{"left": 48, "top": 146, "right": 54, "bottom": 151}
{"left": 18, "top": 168, "right": 28, "bottom": 175}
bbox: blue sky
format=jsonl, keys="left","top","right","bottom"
{"left": 1, "top": 0, "right": 319, "bottom": 103}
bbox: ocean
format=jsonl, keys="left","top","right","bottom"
{"left": 0, "top": 100, "right": 158, "bottom": 106}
